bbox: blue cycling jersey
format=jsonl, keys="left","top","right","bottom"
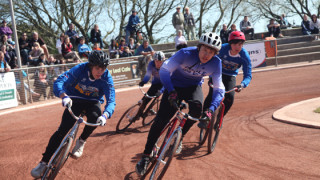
{"left": 142, "top": 60, "right": 161, "bottom": 85}
{"left": 160, "top": 46, "right": 225, "bottom": 112}
{"left": 53, "top": 62, "right": 116, "bottom": 118}
{"left": 218, "top": 43, "right": 252, "bottom": 87}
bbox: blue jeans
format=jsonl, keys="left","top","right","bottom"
{"left": 125, "top": 29, "right": 133, "bottom": 45}
{"left": 20, "top": 49, "right": 30, "bottom": 65}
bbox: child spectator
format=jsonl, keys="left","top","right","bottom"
{"left": 56, "top": 33, "right": 64, "bottom": 54}
{"left": 118, "top": 39, "right": 127, "bottom": 56}
{"left": 174, "top": 30, "right": 187, "bottom": 50}
{"left": 92, "top": 42, "right": 101, "bottom": 50}
{"left": 301, "top": 14, "right": 311, "bottom": 35}
{"left": 29, "top": 32, "right": 49, "bottom": 59}
{"left": 0, "top": 34, "right": 14, "bottom": 52}
{"left": 128, "top": 38, "right": 136, "bottom": 54}
{"left": 120, "top": 46, "right": 133, "bottom": 57}
{"left": 0, "top": 20, "right": 12, "bottom": 41}
{"left": 0, "top": 51, "right": 10, "bottom": 72}
{"left": 33, "top": 62, "right": 49, "bottom": 100}
{"left": 38, "top": 53, "right": 49, "bottom": 65}
{"left": 28, "top": 42, "right": 44, "bottom": 66}
{"left": 78, "top": 37, "right": 92, "bottom": 58}
{"left": 109, "top": 39, "right": 119, "bottom": 59}
{"left": 134, "top": 42, "right": 140, "bottom": 55}
{"left": 61, "top": 35, "right": 81, "bottom": 63}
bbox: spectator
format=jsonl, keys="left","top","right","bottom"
{"left": 65, "top": 23, "right": 79, "bottom": 48}
{"left": 0, "top": 20, "right": 12, "bottom": 41}
{"left": 33, "top": 62, "right": 49, "bottom": 100}
{"left": 38, "top": 53, "right": 49, "bottom": 65}
{"left": 267, "top": 19, "right": 283, "bottom": 38}
{"left": 92, "top": 42, "right": 101, "bottom": 50}
{"left": 125, "top": 10, "right": 141, "bottom": 45}
{"left": 0, "top": 51, "right": 10, "bottom": 72}
{"left": 228, "top": 24, "right": 238, "bottom": 37}
{"left": 28, "top": 42, "right": 44, "bottom": 66}
{"left": 118, "top": 39, "right": 127, "bottom": 56}
{"left": 134, "top": 42, "right": 140, "bottom": 55}
{"left": 29, "top": 32, "right": 49, "bottom": 59}
{"left": 172, "top": 6, "right": 185, "bottom": 35}
{"left": 14, "top": 68, "right": 40, "bottom": 103}
{"left": 109, "top": 39, "right": 118, "bottom": 59}
{"left": 220, "top": 24, "right": 229, "bottom": 44}
{"left": 90, "top": 24, "right": 104, "bottom": 49}
{"left": 310, "top": 14, "right": 320, "bottom": 39}
{"left": 135, "top": 39, "right": 155, "bottom": 80}
{"left": 301, "top": 14, "right": 311, "bottom": 35}
{"left": 47, "top": 63, "right": 57, "bottom": 99}
{"left": 19, "top": 32, "right": 31, "bottom": 65}
{"left": 279, "top": 14, "right": 291, "bottom": 29}
{"left": 56, "top": 33, "right": 65, "bottom": 54}
{"left": 78, "top": 37, "right": 91, "bottom": 58}
{"left": 61, "top": 36, "right": 81, "bottom": 63}
{"left": 0, "top": 34, "right": 14, "bottom": 52}
{"left": 240, "top": 16, "right": 255, "bottom": 40}
{"left": 0, "top": 35, "right": 17, "bottom": 68}
{"left": 120, "top": 46, "right": 133, "bottom": 57}
{"left": 174, "top": 30, "right": 187, "bottom": 50}
{"left": 128, "top": 38, "right": 136, "bottom": 54}
{"left": 48, "top": 55, "right": 62, "bottom": 77}
{"left": 184, "top": 7, "right": 196, "bottom": 40}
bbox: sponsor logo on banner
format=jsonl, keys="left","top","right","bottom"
{"left": 243, "top": 42, "right": 266, "bottom": 68}
{"left": 0, "top": 72, "right": 18, "bottom": 110}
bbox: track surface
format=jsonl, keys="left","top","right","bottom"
{"left": 1, "top": 65, "right": 320, "bottom": 180}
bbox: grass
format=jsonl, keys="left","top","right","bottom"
{"left": 314, "top": 107, "right": 320, "bottom": 113}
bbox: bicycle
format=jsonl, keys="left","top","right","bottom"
{"left": 115, "top": 25, "right": 147, "bottom": 44}
{"left": 142, "top": 102, "right": 207, "bottom": 180}
{"left": 41, "top": 106, "right": 101, "bottom": 180}
{"left": 199, "top": 86, "right": 238, "bottom": 154}
{"left": 116, "top": 86, "right": 161, "bottom": 132}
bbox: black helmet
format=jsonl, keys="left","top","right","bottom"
{"left": 88, "top": 50, "right": 110, "bottom": 67}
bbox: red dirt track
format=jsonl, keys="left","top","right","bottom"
{"left": 1, "top": 65, "right": 320, "bottom": 180}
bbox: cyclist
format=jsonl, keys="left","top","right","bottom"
{"left": 31, "top": 50, "right": 116, "bottom": 178}
{"left": 135, "top": 32, "right": 225, "bottom": 176}
{"left": 125, "top": 10, "right": 141, "bottom": 45}
{"left": 137, "top": 51, "right": 166, "bottom": 117}
{"left": 199, "top": 31, "right": 252, "bottom": 128}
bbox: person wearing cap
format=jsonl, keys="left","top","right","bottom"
{"left": 200, "top": 31, "right": 252, "bottom": 129}
{"left": 135, "top": 32, "right": 224, "bottom": 176}
{"left": 0, "top": 20, "right": 13, "bottom": 41}
{"left": 172, "top": 6, "right": 185, "bottom": 35}
{"left": 125, "top": 10, "right": 141, "bottom": 45}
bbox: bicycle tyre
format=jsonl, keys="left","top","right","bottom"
{"left": 207, "top": 108, "right": 222, "bottom": 154}
{"left": 135, "top": 32, "right": 148, "bottom": 44}
{"left": 199, "top": 121, "right": 210, "bottom": 146}
{"left": 142, "top": 98, "right": 160, "bottom": 126}
{"left": 43, "top": 136, "right": 73, "bottom": 180}
{"left": 149, "top": 130, "right": 181, "bottom": 180}
{"left": 116, "top": 104, "right": 140, "bottom": 132}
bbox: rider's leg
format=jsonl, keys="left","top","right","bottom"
{"left": 80, "top": 101, "right": 102, "bottom": 140}
{"left": 41, "top": 99, "right": 83, "bottom": 163}
{"left": 222, "top": 75, "right": 236, "bottom": 116}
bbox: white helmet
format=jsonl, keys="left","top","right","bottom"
{"left": 153, "top": 51, "right": 166, "bottom": 61}
{"left": 199, "top": 32, "right": 222, "bottom": 51}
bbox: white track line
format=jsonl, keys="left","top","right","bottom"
{"left": 1, "top": 62, "right": 319, "bottom": 116}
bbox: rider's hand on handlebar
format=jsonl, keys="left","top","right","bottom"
{"left": 62, "top": 96, "right": 72, "bottom": 108}
{"left": 139, "top": 81, "right": 145, "bottom": 87}
{"left": 168, "top": 90, "right": 178, "bottom": 107}
{"left": 234, "top": 84, "right": 244, "bottom": 92}
{"left": 97, "top": 114, "right": 107, "bottom": 126}
{"left": 203, "top": 109, "right": 214, "bottom": 121}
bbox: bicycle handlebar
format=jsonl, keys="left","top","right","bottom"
{"left": 174, "top": 102, "right": 206, "bottom": 122}
{"left": 208, "top": 83, "right": 238, "bottom": 93}
{"left": 67, "top": 106, "right": 101, "bottom": 126}
{"left": 139, "top": 86, "right": 158, "bottom": 99}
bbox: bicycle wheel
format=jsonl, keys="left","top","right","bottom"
{"left": 142, "top": 98, "right": 159, "bottom": 126}
{"left": 136, "top": 31, "right": 148, "bottom": 44}
{"left": 149, "top": 130, "right": 181, "bottom": 180}
{"left": 116, "top": 104, "right": 140, "bottom": 132}
{"left": 43, "top": 136, "right": 73, "bottom": 180}
{"left": 199, "top": 121, "right": 210, "bottom": 146}
{"left": 207, "top": 108, "right": 223, "bottom": 154}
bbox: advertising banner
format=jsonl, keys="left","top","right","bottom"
{"left": 244, "top": 42, "right": 266, "bottom": 68}
{"left": 0, "top": 72, "right": 18, "bottom": 110}
{"left": 109, "top": 57, "right": 140, "bottom": 84}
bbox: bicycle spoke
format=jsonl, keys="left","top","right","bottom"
{"left": 116, "top": 104, "right": 141, "bottom": 132}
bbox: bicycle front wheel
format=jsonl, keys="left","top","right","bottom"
{"left": 43, "top": 136, "right": 73, "bottom": 180}
{"left": 149, "top": 130, "right": 181, "bottom": 180}
{"left": 207, "top": 108, "right": 223, "bottom": 153}
{"left": 116, "top": 104, "right": 140, "bottom": 132}
{"left": 199, "top": 121, "right": 210, "bottom": 146}
{"left": 142, "top": 98, "right": 160, "bottom": 126}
